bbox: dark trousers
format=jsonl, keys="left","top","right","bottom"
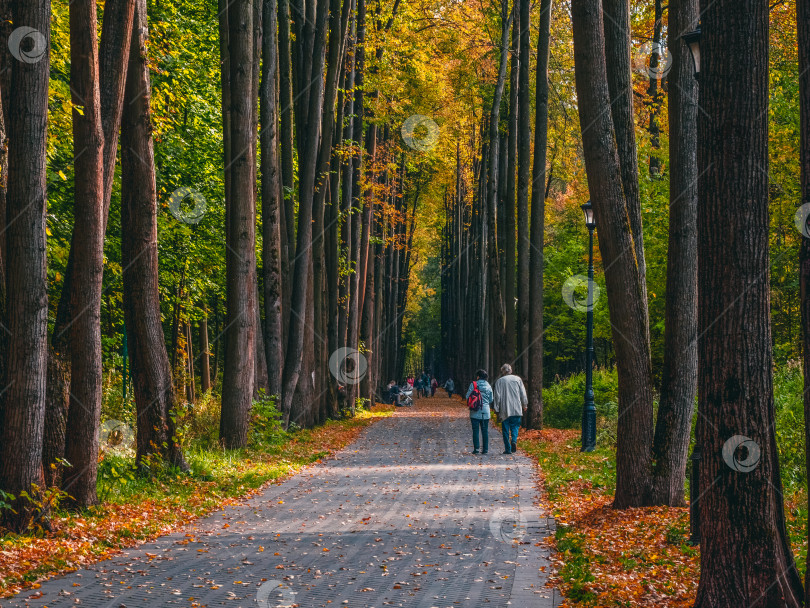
{"left": 501, "top": 415, "right": 522, "bottom": 452}
{"left": 471, "top": 418, "right": 489, "bottom": 452}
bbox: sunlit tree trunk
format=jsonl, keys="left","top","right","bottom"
{"left": 45, "top": 0, "right": 135, "bottom": 491}
{"left": 220, "top": 0, "right": 257, "bottom": 447}
{"left": 121, "top": 0, "right": 188, "bottom": 471}
{"left": 62, "top": 0, "right": 106, "bottom": 508}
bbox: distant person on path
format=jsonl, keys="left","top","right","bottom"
{"left": 407, "top": 375, "right": 415, "bottom": 390}
{"left": 430, "top": 376, "right": 438, "bottom": 397}
{"left": 466, "top": 369, "right": 493, "bottom": 454}
{"left": 444, "top": 378, "right": 455, "bottom": 397}
{"left": 492, "top": 363, "right": 528, "bottom": 455}
{"left": 415, "top": 376, "right": 425, "bottom": 398}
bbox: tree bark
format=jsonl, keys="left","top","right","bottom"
{"left": 485, "top": 0, "right": 513, "bottom": 369}
{"left": 220, "top": 0, "right": 258, "bottom": 448}
{"left": 503, "top": 5, "right": 518, "bottom": 368}
{"left": 694, "top": 0, "right": 802, "bottom": 604}
{"left": 199, "top": 313, "right": 211, "bottom": 393}
{"left": 0, "top": 0, "right": 50, "bottom": 531}
{"left": 185, "top": 320, "right": 196, "bottom": 403}
{"left": 43, "top": 0, "right": 134, "bottom": 487}
{"left": 62, "top": 0, "right": 106, "bottom": 508}
{"left": 527, "top": 0, "right": 552, "bottom": 430}
{"left": 649, "top": 0, "right": 698, "bottom": 507}
{"left": 602, "top": 0, "right": 648, "bottom": 330}
{"left": 280, "top": 0, "right": 329, "bottom": 421}
{"left": 515, "top": 0, "right": 530, "bottom": 378}
{"left": 121, "top": 0, "right": 187, "bottom": 471}
{"left": 571, "top": 0, "right": 654, "bottom": 508}
{"left": 261, "top": 0, "right": 284, "bottom": 397}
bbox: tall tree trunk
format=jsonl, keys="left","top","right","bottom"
{"left": 0, "top": 0, "right": 50, "bottom": 531}
{"left": 277, "top": 0, "right": 295, "bottom": 269}
{"left": 43, "top": 0, "right": 135, "bottom": 486}
{"left": 199, "top": 313, "right": 211, "bottom": 393}
{"left": 185, "top": 320, "right": 196, "bottom": 403}
{"left": 485, "top": 0, "right": 513, "bottom": 369}
{"left": 280, "top": 0, "right": 329, "bottom": 421}
{"left": 62, "top": 0, "right": 106, "bottom": 508}
{"left": 261, "top": 0, "right": 284, "bottom": 397}
{"left": 99, "top": 0, "right": 135, "bottom": 211}
{"left": 220, "top": 0, "right": 258, "bottom": 448}
{"left": 694, "top": 0, "right": 802, "bottom": 604}
{"left": 799, "top": 0, "right": 810, "bottom": 601}
{"left": 649, "top": 0, "right": 698, "bottom": 507}
{"left": 515, "top": 0, "right": 530, "bottom": 378}
{"left": 121, "top": 0, "right": 187, "bottom": 471}
{"left": 571, "top": 0, "right": 654, "bottom": 508}
{"left": 504, "top": 4, "right": 518, "bottom": 367}
{"left": 602, "top": 0, "right": 648, "bottom": 331}
{"left": 527, "top": 0, "right": 552, "bottom": 430}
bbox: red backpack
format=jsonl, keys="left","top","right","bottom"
{"left": 467, "top": 381, "right": 483, "bottom": 411}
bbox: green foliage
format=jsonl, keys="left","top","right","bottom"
{"left": 249, "top": 391, "right": 287, "bottom": 448}
{"left": 774, "top": 361, "right": 807, "bottom": 492}
{"left": 543, "top": 368, "right": 619, "bottom": 432}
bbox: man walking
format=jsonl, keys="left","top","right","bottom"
{"left": 492, "top": 363, "right": 528, "bottom": 455}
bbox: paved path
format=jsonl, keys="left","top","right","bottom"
{"left": 7, "top": 398, "right": 559, "bottom": 608}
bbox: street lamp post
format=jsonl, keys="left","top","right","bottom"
{"left": 581, "top": 200, "right": 596, "bottom": 453}
{"left": 682, "top": 23, "right": 701, "bottom": 545}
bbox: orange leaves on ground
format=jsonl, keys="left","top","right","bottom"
{"left": 525, "top": 429, "right": 699, "bottom": 607}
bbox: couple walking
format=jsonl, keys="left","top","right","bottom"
{"left": 466, "top": 364, "right": 527, "bottom": 455}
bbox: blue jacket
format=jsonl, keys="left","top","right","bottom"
{"left": 466, "top": 380, "right": 493, "bottom": 420}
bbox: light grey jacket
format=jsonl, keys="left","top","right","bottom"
{"left": 492, "top": 374, "right": 528, "bottom": 418}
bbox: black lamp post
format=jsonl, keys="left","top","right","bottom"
{"left": 681, "top": 24, "right": 701, "bottom": 546}
{"left": 580, "top": 200, "right": 596, "bottom": 453}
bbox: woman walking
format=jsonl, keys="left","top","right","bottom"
{"left": 466, "top": 369, "right": 493, "bottom": 455}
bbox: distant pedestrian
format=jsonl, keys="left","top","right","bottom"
{"left": 443, "top": 378, "right": 455, "bottom": 397}
{"left": 466, "top": 369, "right": 493, "bottom": 454}
{"left": 492, "top": 363, "right": 528, "bottom": 455}
{"left": 430, "top": 377, "right": 438, "bottom": 397}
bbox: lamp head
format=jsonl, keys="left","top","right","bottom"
{"left": 581, "top": 200, "right": 596, "bottom": 230}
